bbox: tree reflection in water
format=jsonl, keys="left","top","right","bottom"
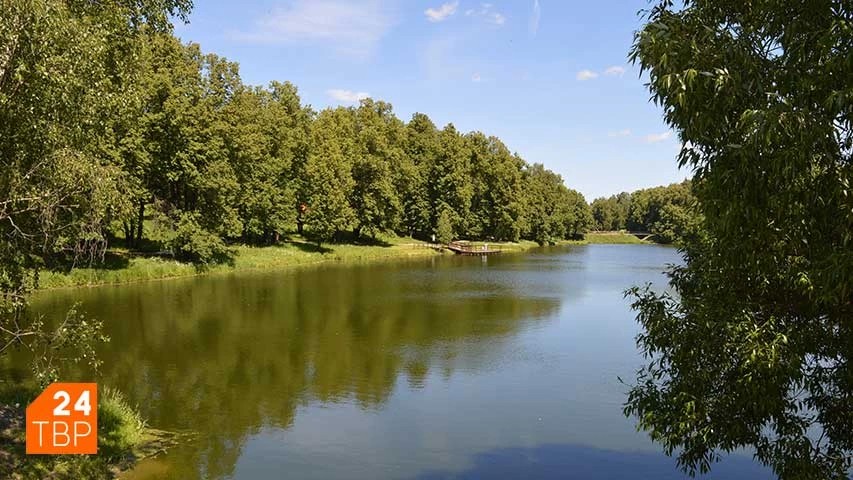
{"left": 11, "top": 258, "right": 561, "bottom": 479}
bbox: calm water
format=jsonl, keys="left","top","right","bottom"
{"left": 12, "top": 245, "right": 774, "bottom": 479}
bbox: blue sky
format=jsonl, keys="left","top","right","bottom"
{"left": 174, "top": 0, "right": 686, "bottom": 200}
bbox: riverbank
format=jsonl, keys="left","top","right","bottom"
{"left": 0, "top": 386, "right": 181, "bottom": 480}
{"left": 38, "top": 235, "right": 438, "bottom": 289}
{"left": 37, "top": 234, "right": 645, "bottom": 290}
{"left": 583, "top": 232, "right": 648, "bottom": 244}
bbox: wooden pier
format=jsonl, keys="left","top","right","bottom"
{"left": 445, "top": 241, "right": 501, "bottom": 256}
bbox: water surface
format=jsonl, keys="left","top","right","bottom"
{"left": 15, "top": 245, "right": 773, "bottom": 479}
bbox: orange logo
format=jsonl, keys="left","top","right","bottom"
{"left": 26, "top": 383, "right": 98, "bottom": 454}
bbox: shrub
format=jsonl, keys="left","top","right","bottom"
{"left": 435, "top": 210, "right": 454, "bottom": 244}
{"left": 168, "top": 212, "right": 232, "bottom": 264}
{"left": 98, "top": 387, "right": 146, "bottom": 459}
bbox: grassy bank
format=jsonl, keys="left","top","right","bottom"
{"left": 38, "top": 233, "right": 648, "bottom": 290}
{"left": 583, "top": 232, "right": 648, "bottom": 244}
{"left": 38, "top": 235, "right": 442, "bottom": 289}
{"left": 0, "top": 385, "right": 175, "bottom": 480}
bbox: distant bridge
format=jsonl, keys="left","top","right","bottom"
{"left": 629, "top": 232, "right": 657, "bottom": 241}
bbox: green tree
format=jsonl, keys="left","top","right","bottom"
{"left": 435, "top": 209, "right": 454, "bottom": 245}
{"left": 350, "top": 99, "right": 403, "bottom": 238}
{"left": 466, "top": 133, "right": 525, "bottom": 241}
{"left": 591, "top": 197, "right": 618, "bottom": 231}
{"left": 627, "top": 181, "right": 695, "bottom": 243}
{"left": 591, "top": 193, "right": 631, "bottom": 231}
{"left": 558, "top": 188, "right": 592, "bottom": 239}
{"left": 400, "top": 113, "right": 438, "bottom": 239}
{"left": 223, "top": 81, "right": 308, "bottom": 244}
{"left": 430, "top": 124, "right": 473, "bottom": 236}
{"left": 303, "top": 108, "right": 356, "bottom": 245}
{"left": 134, "top": 37, "right": 241, "bottom": 260}
{"left": 520, "top": 164, "right": 586, "bottom": 245}
{"left": 0, "top": 0, "right": 191, "bottom": 380}
{"left": 625, "top": 1, "right": 853, "bottom": 479}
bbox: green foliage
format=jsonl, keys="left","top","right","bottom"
{"left": 304, "top": 108, "right": 356, "bottom": 245}
{"left": 466, "top": 132, "right": 525, "bottom": 241}
{"left": 591, "top": 181, "right": 699, "bottom": 244}
{"left": 1, "top": 0, "right": 599, "bottom": 408}
{"left": 625, "top": 1, "right": 853, "bottom": 479}
{"left": 431, "top": 124, "right": 474, "bottom": 235}
{"left": 435, "top": 209, "right": 455, "bottom": 244}
{"left": 591, "top": 192, "right": 631, "bottom": 231}
{"left": 223, "top": 81, "right": 309, "bottom": 243}
{"left": 168, "top": 212, "right": 232, "bottom": 264}
{"left": 400, "top": 113, "right": 438, "bottom": 238}
{"left": 98, "top": 387, "right": 146, "bottom": 459}
{"left": 350, "top": 99, "right": 404, "bottom": 237}
{"left": 520, "top": 164, "right": 590, "bottom": 245}
{"left": 11, "top": 23, "right": 592, "bottom": 256}
{"left": 0, "top": 0, "right": 190, "bottom": 384}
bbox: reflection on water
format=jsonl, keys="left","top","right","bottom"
{"left": 414, "top": 443, "right": 771, "bottom": 480}
{"left": 8, "top": 245, "right": 773, "bottom": 479}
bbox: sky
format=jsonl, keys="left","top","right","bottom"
{"left": 173, "top": 0, "right": 687, "bottom": 201}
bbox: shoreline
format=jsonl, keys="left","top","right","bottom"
{"left": 37, "top": 233, "right": 647, "bottom": 291}
{"left": 0, "top": 387, "right": 183, "bottom": 480}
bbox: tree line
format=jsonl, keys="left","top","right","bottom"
{"left": 0, "top": 0, "right": 588, "bottom": 381}
{"left": 589, "top": 180, "right": 699, "bottom": 243}
{"left": 67, "top": 32, "right": 593, "bottom": 263}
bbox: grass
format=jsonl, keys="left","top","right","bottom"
{"left": 99, "top": 387, "right": 146, "bottom": 459}
{"left": 39, "top": 234, "right": 444, "bottom": 290}
{"left": 583, "top": 232, "right": 648, "bottom": 244}
{"left": 38, "top": 232, "right": 653, "bottom": 290}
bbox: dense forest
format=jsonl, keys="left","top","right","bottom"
{"left": 3, "top": 0, "right": 696, "bottom": 383}
{"left": 589, "top": 180, "right": 699, "bottom": 243}
{"left": 3, "top": 24, "right": 594, "bottom": 267}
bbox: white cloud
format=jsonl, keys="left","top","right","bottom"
{"left": 604, "top": 65, "right": 626, "bottom": 76}
{"left": 425, "top": 1, "right": 458, "bottom": 22}
{"left": 576, "top": 69, "right": 598, "bottom": 81}
{"left": 471, "top": 73, "right": 482, "bottom": 82}
{"left": 231, "top": 0, "right": 394, "bottom": 59}
{"left": 608, "top": 129, "right": 632, "bottom": 137}
{"left": 466, "top": 3, "right": 506, "bottom": 26}
{"left": 327, "top": 89, "right": 370, "bottom": 103}
{"left": 529, "top": 0, "right": 541, "bottom": 36}
{"left": 645, "top": 131, "right": 673, "bottom": 143}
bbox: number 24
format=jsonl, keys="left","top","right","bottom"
{"left": 53, "top": 390, "right": 92, "bottom": 417}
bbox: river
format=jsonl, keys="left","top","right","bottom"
{"left": 16, "top": 245, "right": 773, "bottom": 479}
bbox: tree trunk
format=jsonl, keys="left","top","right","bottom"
{"left": 123, "top": 221, "right": 133, "bottom": 247}
{"left": 135, "top": 202, "right": 145, "bottom": 246}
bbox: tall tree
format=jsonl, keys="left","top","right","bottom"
{"left": 303, "top": 108, "right": 356, "bottom": 245}
{"left": 466, "top": 133, "right": 525, "bottom": 241}
{"left": 558, "top": 187, "right": 592, "bottom": 239}
{"left": 625, "top": 1, "right": 853, "bottom": 479}
{"left": 135, "top": 37, "right": 240, "bottom": 260}
{"left": 430, "top": 124, "right": 473, "bottom": 237}
{"left": 400, "top": 113, "right": 438, "bottom": 239}
{"left": 350, "top": 99, "right": 403, "bottom": 238}
{"left": 521, "top": 164, "right": 567, "bottom": 245}
{"left": 223, "top": 81, "right": 307, "bottom": 244}
{"left": 0, "top": 0, "right": 191, "bottom": 380}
